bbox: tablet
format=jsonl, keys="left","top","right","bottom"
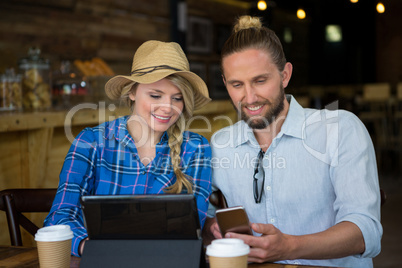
{"left": 80, "top": 194, "right": 201, "bottom": 240}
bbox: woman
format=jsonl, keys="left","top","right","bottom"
{"left": 44, "top": 40, "right": 212, "bottom": 256}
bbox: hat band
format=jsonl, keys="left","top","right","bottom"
{"left": 130, "top": 65, "right": 182, "bottom": 76}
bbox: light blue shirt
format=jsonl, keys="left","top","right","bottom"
{"left": 208, "top": 95, "right": 382, "bottom": 267}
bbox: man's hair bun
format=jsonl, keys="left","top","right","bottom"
{"left": 233, "top": 16, "right": 262, "bottom": 33}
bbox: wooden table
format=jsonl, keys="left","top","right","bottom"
{"left": 0, "top": 246, "right": 80, "bottom": 268}
{"left": 0, "top": 246, "right": 338, "bottom": 268}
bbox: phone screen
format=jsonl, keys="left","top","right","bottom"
{"left": 216, "top": 206, "right": 252, "bottom": 236}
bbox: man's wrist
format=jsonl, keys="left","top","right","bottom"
{"left": 286, "top": 234, "right": 302, "bottom": 260}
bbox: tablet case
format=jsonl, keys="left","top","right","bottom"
{"left": 80, "top": 194, "right": 204, "bottom": 267}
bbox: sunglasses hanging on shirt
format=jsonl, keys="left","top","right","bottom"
{"left": 253, "top": 149, "right": 265, "bottom": 204}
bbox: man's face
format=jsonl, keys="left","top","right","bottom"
{"left": 222, "top": 49, "right": 292, "bottom": 129}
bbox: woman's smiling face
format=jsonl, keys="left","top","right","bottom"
{"left": 128, "top": 78, "right": 184, "bottom": 140}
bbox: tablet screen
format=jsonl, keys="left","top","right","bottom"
{"left": 80, "top": 194, "right": 201, "bottom": 240}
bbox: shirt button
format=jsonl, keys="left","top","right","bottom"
{"left": 142, "top": 171, "right": 146, "bottom": 175}
{"left": 266, "top": 186, "right": 271, "bottom": 191}
{"left": 270, "top": 218, "right": 275, "bottom": 223}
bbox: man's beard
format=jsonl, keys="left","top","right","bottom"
{"left": 237, "top": 85, "right": 285, "bottom": 130}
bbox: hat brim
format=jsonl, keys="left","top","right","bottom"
{"left": 105, "top": 70, "right": 211, "bottom": 110}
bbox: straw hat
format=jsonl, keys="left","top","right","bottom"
{"left": 105, "top": 40, "right": 211, "bottom": 110}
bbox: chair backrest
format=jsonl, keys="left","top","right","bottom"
{"left": 209, "top": 190, "right": 227, "bottom": 209}
{"left": 380, "top": 189, "right": 387, "bottom": 207}
{"left": 0, "top": 188, "right": 57, "bottom": 246}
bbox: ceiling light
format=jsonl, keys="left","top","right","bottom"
{"left": 376, "top": 2, "right": 385, "bottom": 13}
{"left": 326, "top": 25, "right": 342, "bottom": 42}
{"left": 297, "top": 9, "right": 306, "bottom": 19}
{"left": 257, "top": 0, "right": 267, "bottom": 11}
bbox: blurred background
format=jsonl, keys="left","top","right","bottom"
{"left": 0, "top": 0, "right": 401, "bottom": 267}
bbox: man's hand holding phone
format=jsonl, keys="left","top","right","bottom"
{"left": 215, "top": 206, "right": 253, "bottom": 237}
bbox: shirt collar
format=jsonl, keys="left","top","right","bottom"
{"left": 233, "top": 94, "right": 305, "bottom": 147}
{"left": 158, "top": 132, "right": 169, "bottom": 144}
{"left": 280, "top": 94, "right": 305, "bottom": 140}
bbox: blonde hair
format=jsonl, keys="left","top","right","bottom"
{"left": 122, "top": 74, "right": 195, "bottom": 194}
{"left": 222, "top": 15, "right": 287, "bottom": 72}
{"left": 233, "top": 16, "right": 262, "bottom": 32}
{"left": 164, "top": 75, "right": 194, "bottom": 194}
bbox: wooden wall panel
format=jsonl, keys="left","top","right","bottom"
{"left": 0, "top": 133, "right": 24, "bottom": 189}
{"left": 187, "top": 0, "right": 248, "bottom": 23}
{"left": 0, "top": 0, "right": 171, "bottom": 73}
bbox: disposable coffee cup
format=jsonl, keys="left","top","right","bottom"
{"left": 206, "top": 238, "right": 250, "bottom": 268}
{"left": 35, "top": 225, "right": 74, "bottom": 268}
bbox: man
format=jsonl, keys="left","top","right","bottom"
{"left": 204, "top": 16, "right": 382, "bottom": 267}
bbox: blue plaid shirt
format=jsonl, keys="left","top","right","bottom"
{"left": 44, "top": 116, "right": 212, "bottom": 256}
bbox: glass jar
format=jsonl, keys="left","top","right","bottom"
{"left": 0, "top": 70, "right": 23, "bottom": 111}
{"left": 19, "top": 47, "right": 52, "bottom": 110}
{"left": 52, "top": 61, "right": 88, "bottom": 108}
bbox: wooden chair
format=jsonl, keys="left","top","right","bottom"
{"left": 380, "top": 189, "right": 387, "bottom": 207}
{"left": 0, "top": 188, "right": 57, "bottom": 246}
{"left": 209, "top": 190, "right": 227, "bottom": 209}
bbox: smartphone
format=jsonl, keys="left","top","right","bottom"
{"left": 215, "top": 206, "right": 253, "bottom": 236}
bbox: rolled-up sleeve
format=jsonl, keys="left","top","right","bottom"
{"left": 331, "top": 113, "right": 382, "bottom": 258}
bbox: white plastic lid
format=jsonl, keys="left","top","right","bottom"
{"left": 206, "top": 238, "right": 250, "bottom": 257}
{"left": 35, "top": 225, "right": 74, "bottom": 242}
